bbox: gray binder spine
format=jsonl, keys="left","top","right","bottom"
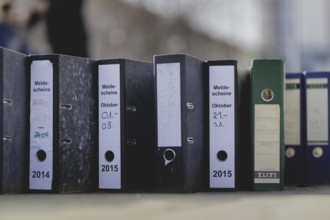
{"left": 28, "top": 54, "right": 97, "bottom": 193}
{"left": 0, "top": 47, "right": 28, "bottom": 193}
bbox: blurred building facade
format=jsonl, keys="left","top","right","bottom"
{"left": 261, "top": 0, "right": 330, "bottom": 71}
{"left": 84, "top": 0, "right": 247, "bottom": 63}
{"left": 2, "top": 0, "right": 330, "bottom": 71}
{"left": 121, "top": 0, "right": 330, "bottom": 71}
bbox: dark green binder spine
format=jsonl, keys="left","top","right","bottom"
{"left": 251, "top": 59, "right": 285, "bottom": 190}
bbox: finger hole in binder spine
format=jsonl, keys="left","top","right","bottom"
{"left": 217, "top": 150, "right": 228, "bottom": 161}
{"left": 105, "top": 151, "right": 115, "bottom": 162}
{"left": 163, "top": 149, "right": 176, "bottom": 162}
{"left": 3, "top": 99, "right": 12, "bottom": 105}
{"left": 261, "top": 89, "right": 274, "bottom": 102}
{"left": 285, "top": 147, "right": 296, "bottom": 158}
{"left": 60, "top": 104, "right": 72, "bottom": 110}
{"left": 36, "top": 150, "right": 47, "bottom": 162}
{"left": 313, "top": 146, "right": 323, "bottom": 158}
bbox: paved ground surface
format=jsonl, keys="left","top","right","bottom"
{"left": 1, "top": 186, "right": 330, "bottom": 220}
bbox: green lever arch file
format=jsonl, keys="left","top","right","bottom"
{"left": 251, "top": 59, "right": 285, "bottom": 190}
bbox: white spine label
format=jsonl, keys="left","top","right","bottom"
{"left": 209, "top": 65, "right": 235, "bottom": 188}
{"left": 254, "top": 104, "right": 280, "bottom": 184}
{"left": 29, "top": 60, "right": 53, "bottom": 190}
{"left": 157, "top": 63, "right": 181, "bottom": 147}
{"left": 284, "top": 78, "right": 301, "bottom": 145}
{"left": 98, "top": 64, "right": 121, "bottom": 189}
{"left": 306, "top": 78, "right": 328, "bottom": 145}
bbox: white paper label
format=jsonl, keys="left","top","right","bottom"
{"left": 284, "top": 79, "right": 301, "bottom": 145}
{"left": 98, "top": 64, "right": 121, "bottom": 189}
{"left": 306, "top": 78, "right": 328, "bottom": 145}
{"left": 209, "top": 65, "right": 235, "bottom": 188}
{"left": 29, "top": 60, "right": 53, "bottom": 190}
{"left": 254, "top": 104, "right": 280, "bottom": 184}
{"left": 157, "top": 63, "right": 181, "bottom": 147}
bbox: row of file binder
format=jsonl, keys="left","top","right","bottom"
{"left": 0, "top": 46, "right": 285, "bottom": 193}
{"left": 285, "top": 72, "right": 330, "bottom": 186}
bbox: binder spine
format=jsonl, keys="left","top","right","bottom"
{"left": 155, "top": 54, "right": 205, "bottom": 193}
{"left": 208, "top": 61, "right": 236, "bottom": 189}
{"left": 237, "top": 64, "right": 252, "bottom": 190}
{"left": 251, "top": 60, "right": 284, "bottom": 190}
{"left": 0, "top": 49, "right": 3, "bottom": 192}
{"left": 98, "top": 63, "right": 122, "bottom": 190}
{"left": 184, "top": 56, "right": 205, "bottom": 192}
{"left": 123, "top": 60, "right": 155, "bottom": 192}
{"left": 2, "top": 48, "right": 28, "bottom": 193}
{"left": 29, "top": 59, "right": 54, "bottom": 191}
{"left": 58, "top": 55, "right": 96, "bottom": 193}
{"left": 305, "top": 72, "right": 330, "bottom": 183}
{"left": 284, "top": 73, "right": 306, "bottom": 185}
{"left": 155, "top": 58, "right": 184, "bottom": 192}
{"left": 98, "top": 59, "right": 154, "bottom": 192}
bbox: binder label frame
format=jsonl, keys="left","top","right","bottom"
{"left": 29, "top": 60, "right": 54, "bottom": 190}
{"left": 284, "top": 78, "right": 301, "bottom": 145}
{"left": 156, "top": 63, "right": 182, "bottom": 147}
{"left": 98, "top": 64, "right": 121, "bottom": 189}
{"left": 306, "top": 78, "right": 328, "bottom": 145}
{"left": 254, "top": 104, "right": 280, "bottom": 184}
{"left": 209, "top": 65, "right": 235, "bottom": 188}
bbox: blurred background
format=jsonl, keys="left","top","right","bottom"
{"left": 0, "top": 0, "right": 329, "bottom": 72}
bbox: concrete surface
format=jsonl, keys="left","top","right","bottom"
{"left": 1, "top": 186, "right": 330, "bottom": 220}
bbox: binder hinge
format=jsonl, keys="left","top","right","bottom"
{"left": 3, "top": 136, "right": 11, "bottom": 142}
{"left": 60, "top": 104, "right": 72, "bottom": 110}
{"left": 126, "top": 106, "right": 136, "bottom": 112}
{"left": 60, "top": 138, "right": 72, "bottom": 145}
{"left": 126, "top": 139, "right": 137, "bottom": 146}
{"left": 186, "top": 102, "right": 194, "bottom": 110}
{"left": 187, "top": 137, "right": 195, "bottom": 144}
{"left": 3, "top": 99, "right": 12, "bottom": 106}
